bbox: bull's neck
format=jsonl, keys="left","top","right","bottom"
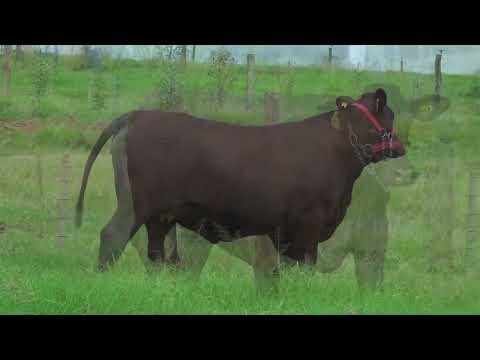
{"left": 338, "top": 131, "right": 370, "bottom": 182}
{"left": 304, "top": 114, "right": 371, "bottom": 180}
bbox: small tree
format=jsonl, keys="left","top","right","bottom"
{"left": 2, "top": 45, "right": 13, "bottom": 97}
{"left": 191, "top": 45, "right": 196, "bottom": 63}
{"left": 283, "top": 61, "right": 296, "bottom": 98}
{"left": 207, "top": 47, "right": 236, "bottom": 109}
{"left": 15, "top": 45, "right": 24, "bottom": 64}
{"left": 155, "top": 46, "right": 185, "bottom": 111}
{"left": 90, "top": 69, "right": 107, "bottom": 110}
{"left": 180, "top": 45, "right": 188, "bottom": 68}
{"left": 30, "top": 52, "right": 54, "bottom": 109}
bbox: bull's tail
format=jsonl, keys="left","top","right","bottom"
{"left": 75, "top": 112, "right": 132, "bottom": 228}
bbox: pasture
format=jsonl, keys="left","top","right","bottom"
{"left": 0, "top": 54, "right": 479, "bottom": 314}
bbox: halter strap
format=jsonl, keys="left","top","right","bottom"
{"left": 351, "top": 102, "right": 384, "bottom": 133}
{"left": 348, "top": 101, "right": 401, "bottom": 156}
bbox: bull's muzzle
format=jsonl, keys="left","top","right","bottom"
{"left": 372, "top": 133, "right": 406, "bottom": 161}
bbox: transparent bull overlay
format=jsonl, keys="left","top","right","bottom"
{"left": 0, "top": 78, "right": 478, "bottom": 315}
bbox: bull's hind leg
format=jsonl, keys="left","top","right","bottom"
{"left": 98, "top": 127, "right": 140, "bottom": 271}
{"left": 130, "top": 226, "right": 179, "bottom": 269}
{"left": 99, "top": 210, "right": 140, "bottom": 271}
{"left": 176, "top": 229, "right": 213, "bottom": 279}
{"left": 145, "top": 217, "right": 175, "bottom": 270}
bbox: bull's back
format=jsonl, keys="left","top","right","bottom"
{"left": 125, "top": 112, "right": 282, "bottom": 221}
{"left": 125, "top": 111, "right": 343, "bottom": 226}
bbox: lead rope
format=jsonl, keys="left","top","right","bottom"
{"left": 348, "top": 123, "right": 390, "bottom": 193}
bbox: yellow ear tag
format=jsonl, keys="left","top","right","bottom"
{"left": 331, "top": 111, "right": 342, "bottom": 129}
{"left": 341, "top": 102, "right": 348, "bottom": 109}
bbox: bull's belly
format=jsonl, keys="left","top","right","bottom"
{"left": 173, "top": 203, "right": 279, "bottom": 243}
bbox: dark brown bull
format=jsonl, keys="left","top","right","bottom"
{"left": 75, "top": 88, "right": 406, "bottom": 288}
{"left": 131, "top": 86, "right": 449, "bottom": 291}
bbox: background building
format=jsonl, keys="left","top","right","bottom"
{"left": 39, "top": 45, "right": 480, "bottom": 75}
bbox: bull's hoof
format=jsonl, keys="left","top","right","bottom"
{"left": 358, "top": 284, "right": 383, "bottom": 296}
{"left": 255, "top": 282, "right": 279, "bottom": 296}
{"left": 254, "top": 274, "right": 280, "bottom": 295}
{"left": 96, "top": 264, "right": 109, "bottom": 273}
{"left": 145, "top": 261, "right": 165, "bottom": 274}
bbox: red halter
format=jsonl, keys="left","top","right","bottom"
{"left": 351, "top": 101, "right": 402, "bottom": 155}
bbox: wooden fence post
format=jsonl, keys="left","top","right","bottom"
{"left": 35, "top": 153, "right": 47, "bottom": 238}
{"left": 400, "top": 57, "right": 404, "bottom": 73}
{"left": 56, "top": 153, "right": 72, "bottom": 248}
{"left": 328, "top": 46, "right": 333, "bottom": 69}
{"left": 181, "top": 45, "right": 188, "bottom": 68}
{"left": 191, "top": 45, "right": 196, "bottom": 63}
{"left": 466, "top": 162, "right": 480, "bottom": 269}
{"left": 36, "top": 153, "right": 44, "bottom": 207}
{"left": 264, "top": 92, "right": 280, "bottom": 124}
{"left": 15, "top": 45, "right": 24, "bottom": 64}
{"left": 435, "top": 50, "right": 443, "bottom": 96}
{"left": 246, "top": 53, "right": 256, "bottom": 111}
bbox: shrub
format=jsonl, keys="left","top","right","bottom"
{"left": 30, "top": 53, "right": 54, "bottom": 100}
{"left": 63, "top": 55, "right": 88, "bottom": 71}
{"left": 284, "top": 62, "right": 296, "bottom": 98}
{"left": 154, "top": 46, "right": 186, "bottom": 111}
{"left": 0, "top": 97, "right": 14, "bottom": 118}
{"left": 89, "top": 70, "right": 107, "bottom": 111}
{"left": 32, "top": 126, "right": 89, "bottom": 148}
{"left": 466, "top": 76, "right": 480, "bottom": 97}
{"left": 31, "top": 98, "right": 61, "bottom": 118}
{"left": 206, "top": 47, "right": 237, "bottom": 109}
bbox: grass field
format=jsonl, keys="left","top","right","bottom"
{"left": 1, "top": 54, "right": 480, "bottom": 314}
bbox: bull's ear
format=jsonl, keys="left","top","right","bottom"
{"left": 375, "top": 88, "right": 387, "bottom": 112}
{"left": 330, "top": 111, "right": 343, "bottom": 130}
{"left": 336, "top": 96, "right": 354, "bottom": 110}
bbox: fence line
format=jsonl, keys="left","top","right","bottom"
{"left": 56, "top": 153, "right": 72, "bottom": 248}
{"left": 246, "top": 54, "right": 255, "bottom": 111}
{"left": 466, "top": 164, "right": 480, "bottom": 268}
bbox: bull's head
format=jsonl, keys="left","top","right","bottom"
{"left": 330, "top": 88, "right": 406, "bottom": 164}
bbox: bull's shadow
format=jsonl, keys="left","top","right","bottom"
{"left": 130, "top": 84, "right": 450, "bottom": 291}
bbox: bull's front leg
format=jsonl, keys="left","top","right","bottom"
{"left": 316, "top": 220, "right": 351, "bottom": 273}
{"left": 163, "top": 225, "right": 181, "bottom": 266}
{"left": 351, "top": 216, "right": 388, "bottom": 293}
{"left": 291, "top": 213, "right": 343, "bottom": 274}
{"left": 301, "top": 223, "right": 339, "bottom": 269}
{"left": 352, "top": 248, "right": 385, "bottom": 294}
{"left": 304, "top": 241, "right": 318, "bottom": 268}
{"left": 253, "top": 235, "right": 280, "bottom": 292}
{"left": 143, "top": 218, "right": 176, "bottom": 272}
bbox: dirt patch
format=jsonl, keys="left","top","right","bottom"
{"left": 85, "top": 122, "right": 108, "bottom": 131}
{"left": 0, "top": 117, "right": 108, "bottom": 135}
{"left": 0, "top": 120, "right": 43, "bottom": 134}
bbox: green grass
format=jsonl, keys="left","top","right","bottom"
{"left": 1, "top": 55, "right": 480, "bottom": 314}
{"left": 0, "top": 144, "right": 478, "bottom": 314}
